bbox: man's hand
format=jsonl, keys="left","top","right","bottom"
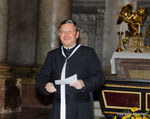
{"left": 70, "top": 80, "right": 85, "bottom": 89}
{"left": 45, "top": 82, "right": 57, "bottom": 93}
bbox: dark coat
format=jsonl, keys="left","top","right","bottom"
{"left": 36, "top": 45, "right": 105, "bottom": 119}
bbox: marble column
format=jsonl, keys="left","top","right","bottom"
{"left": 0, "top": 0, "right": 11, "bottom": 77}
{"left": 36, "top": 0, "right": 72, "bottom": 65}
{"left": 0, "top": 0, "right": 9, "bottom": 63}
{"left": 102, "top": 0, "right": 137, "bottom": 69}
{"left": 28, "top": 0, "right": 72, "bottom": 108}
{"left": 0, "top": 0, "right": 12, "bottom": 81}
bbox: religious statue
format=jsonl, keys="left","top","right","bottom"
{"left": 117, "top": 4, "right": 148, "bottom": 49}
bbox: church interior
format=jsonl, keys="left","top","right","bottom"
{"left": 0, "top": 0, "right": 150, "bottom": 118}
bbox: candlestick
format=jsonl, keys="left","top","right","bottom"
{"left": 135, "top": 25, "right": 142, "bottom": 53}
{"left": 116, "top": 32, "right": 124, "bottom": 52}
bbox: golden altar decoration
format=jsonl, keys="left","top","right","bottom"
{"left": 116, "top": 4, "right": 148, "bottom": 53}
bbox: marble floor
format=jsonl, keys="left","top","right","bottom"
{"left": 0, "top": 107, "right": 106, "bottom": 119}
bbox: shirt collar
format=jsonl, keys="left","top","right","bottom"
{"left": 63, "top": 44, "right": 76, "bottom": 50}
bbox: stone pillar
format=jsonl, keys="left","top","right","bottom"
{"left": 37, "top": 0, "right": 72, "bottom": 65}
{"left": 27, "top": 0, "right": 72, "bottom": 108}
{"left": 0, "top": 0, "right": 9, "bottom": 63}
{"left": 102, "top": 0, "right": 137, "bottom": 69}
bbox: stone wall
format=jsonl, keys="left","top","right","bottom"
{"left": 72, "top": 0, "right": 105, "bottom": 62}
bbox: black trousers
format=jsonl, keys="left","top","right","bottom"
{"left": 50, "top": 92, "right": 94, "bottom": 119}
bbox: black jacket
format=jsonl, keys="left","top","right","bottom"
{"left": 36, "top": 45, "right": 105, "bottom": 119}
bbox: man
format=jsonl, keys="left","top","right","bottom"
{"left": 36, "top": 19, "right": 105, "bottom": 119}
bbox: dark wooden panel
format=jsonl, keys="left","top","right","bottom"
{"left": 147, "top": 93, "right": 150, "bottom": 109}
{"left": 103, "top": 90, "right": 140, "bottom": 108}
{"left": 99, "top": 78, "right": 150, "bottom": 117}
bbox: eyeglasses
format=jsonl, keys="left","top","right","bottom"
{"left": 60, "top": 30, "right": 76, "bottom": 34}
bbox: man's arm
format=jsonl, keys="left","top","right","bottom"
{"left": 81, "top": 49, "right": 105, "bottom": 92}
{"left": 35, "top": 52, "right": 55, "bottom": 95}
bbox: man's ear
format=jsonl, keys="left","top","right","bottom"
{"left": 76, "top": 31, "right": 79, "bottom": 39}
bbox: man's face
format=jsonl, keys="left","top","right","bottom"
{"left": 59, "top": 23, "right": 79, "bottom": 48}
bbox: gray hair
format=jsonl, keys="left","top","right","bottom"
{"left": 58, "top": 19, "right": 80, "bottom": 32}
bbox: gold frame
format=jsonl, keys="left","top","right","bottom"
{"left": 105, "top": 84, "right": 150, "bottom": 90}
{"left": 146, "top": 93, "right": 150, "bottom": 111}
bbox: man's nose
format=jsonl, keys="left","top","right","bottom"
{"left": 64, "top": 31, "right": 70, "bottom": 35}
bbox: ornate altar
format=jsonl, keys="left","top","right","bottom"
{"left": 99, "top": 4, "right": 150, "bottom": 118}
{"left": 99, "top": 52, "right": 150, "bottom": 118}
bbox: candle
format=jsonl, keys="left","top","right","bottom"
{"left": 120, "top": 24, "right": 122, "bottom": 32}
{"left": 138, "top": 25, "right": 140, "bottom": 33}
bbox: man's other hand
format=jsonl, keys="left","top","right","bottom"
{"left": 45, "top": 82, "right": 57, "bottom": 93}
{"left": 70, "top": 80, "right": 85, "bottom": 89}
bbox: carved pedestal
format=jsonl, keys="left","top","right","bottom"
{"left": 0, "top": 64, "right": 22, "bottom": 113}
{"left": 11, "top": 66, "right": 53, "bottom": 108}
